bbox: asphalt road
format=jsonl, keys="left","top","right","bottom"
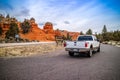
{"left": 0, "top": 44, "right": 120, "bottom": 80}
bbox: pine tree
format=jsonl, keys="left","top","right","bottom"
{"left": 102, "top": 25, "right": 107, "bottom": 34}
{"left": 21, "top": 19, "right": 31, "bottom": 34}
{"left": 5, "top": 22, "right": 19, "bottom": 39}
{"left": 102, "top": 25, "right": 108, "bottom": 41}
{"left": 6, "top": 14, "right": 10, "bottom": 18}
{"left": 80, "top": 31, "right": 84, "bottom": 35}
{"left": 67, "top": 33, "right": 72, "bottom": 40}
{"left": 113, "top": 30, "right": 120, "bottom": 41}
{"left": 0, "top": 27, "right": 3, "bottom": 35}
{"left": 86, "top": 29, "right": 92, "bottom": 35}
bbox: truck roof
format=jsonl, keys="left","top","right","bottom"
{"left": 78, "top": 35, "right": 95, "bottom": 37}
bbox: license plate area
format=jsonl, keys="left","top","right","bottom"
{"left": 73, "top": 49, "right": 78, "bottom": 51}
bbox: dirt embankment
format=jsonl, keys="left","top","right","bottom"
{"left": 0, "top": 44, "right": 63, "bottom": 57}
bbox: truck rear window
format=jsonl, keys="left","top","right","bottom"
{"left": 78, "top": 36, "right": 93, "bottom": 41}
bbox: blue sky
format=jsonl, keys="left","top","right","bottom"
{"left": 0, "top": 0, "right": 120, "bottom": 33}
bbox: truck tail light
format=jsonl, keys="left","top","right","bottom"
{"left": 85, "top": 42, "right": 89, "bottom": 47}
{"left": 64, "top": 42, "right": 67, "bottom": 47}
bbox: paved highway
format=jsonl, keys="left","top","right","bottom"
{"left": 0, "top": 44, "right": 120, "bottom": 80}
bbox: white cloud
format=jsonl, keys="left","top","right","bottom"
{"left": 4, "top": 0, "right": 119, "bottom": 33}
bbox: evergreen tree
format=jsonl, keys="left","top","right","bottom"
{"left": 86, "top": 29, "right": 92, "bottom": 35}
{"left": 102, "top": 25, "right": 107, "bottom": 33}
{"left": 95, "top": 32, "right": 99, "bottom": 39}
{"left": 5, "top": 22, "right": 19, "bottom": 39}
{"left": 62, "top": 35, "right": 66, "bottom": 40}
{"left": 6, "top": 14, "right": 10, "bottom": 18}
{"left": 98, "top": 29, "right": 120, "bottom": 42}
{"left": 21, "top": 19, "right": 31, "bottom": 34}
{"left": 0, "top": 14, "right": 4, "bottom": 22}
{"left": 80, "top": 31, "right": 84, "bottom": 35}
{"left": 113, "top": 30, "right": 120, "bottom": 41}
{"left": 0, "top": 27, "right": 3, "bottom": 35}
{"left": 102, "top": 25, "right": 108, "bottom": 41}
{"left": 107, "top": 31, "right": 114, "bottom": 40}
{"left": 67, "top": 33, "right": 72, "bottom": 40}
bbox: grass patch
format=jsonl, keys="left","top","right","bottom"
{"left": 0, "top": 44, "right": 63, "bottom": 57}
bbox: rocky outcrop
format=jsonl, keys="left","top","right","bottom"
{"left": 43, "top": 22, "right": 53, "bottom": 30}
{"left": 43, "top": 22, "right": 55, "bottom": 41}
{"left": 0, "top": 14, "right": 18, "bottom": 39}
{"left": 60, "top": 30, "right": 79, "bottom": 40}
{"left": 0, "top": 14, "right": 79, "bottom": 41}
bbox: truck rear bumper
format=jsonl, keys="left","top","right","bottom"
{"left": 65, "top": 48, "right": 90, "bottom": 52}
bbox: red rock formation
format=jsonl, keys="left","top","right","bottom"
{"left": 0, "top": 23, "right": 10, "bottom": 38}
{"left": 43, "top": 22, "right": 55, "bottom": 41}
{"left": 19, "top": 18, "right": 46, "bottom": 41}
{"left": 43, "top": 22, "right": 53, "bottom": 30}
{"left": 0, "top": 15, "right": 80, "bottom": 41}
{"left": 55, "top": 29, "right": 62, "bottom": 37}
{"left": 60, "top": 30, "right": 79, "bottom": 40}
{"left": 0, "top": 15, "right": 17, "bottom": 38}
{"left": 69, "top": 32, "right": 80, "bottom": 40}
{"left": 43, "top": 22, "right": 55, "bottom": 34}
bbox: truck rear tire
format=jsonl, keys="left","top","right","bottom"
{"left": 87, "top": 49, "right": 93, "bottom": 57}
{"left": 69, "top": 52, "right": 74, "bottom": 56}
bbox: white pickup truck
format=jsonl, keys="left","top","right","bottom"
{"left": 64, "top": 35, "right": 100, "bottom": 57}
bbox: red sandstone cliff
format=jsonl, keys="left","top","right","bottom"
{"left": 0, "top": 15, "right": 79, "bottom": 41}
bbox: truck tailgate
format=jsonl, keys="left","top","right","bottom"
{"left": 66, "top": 41, "right": 86, "bottom": 48}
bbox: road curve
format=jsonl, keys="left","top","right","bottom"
{"left": 0, "top": 44, "right": 120, "bottom": 80}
